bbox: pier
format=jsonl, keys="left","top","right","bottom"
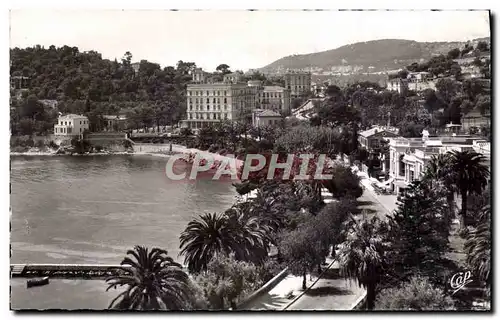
{"left": 10, "top": 264, "right": 133, "bottom": 279}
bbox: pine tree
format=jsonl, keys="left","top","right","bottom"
{"left": 384, "top": 180, "right": 450, "bottom": 286}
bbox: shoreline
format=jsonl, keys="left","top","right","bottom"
{"left": 11, "top": 145, "right": 245, "bottom": 167}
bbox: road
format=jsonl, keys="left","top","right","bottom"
{"left": 285, "top": 259, "right": 365, "bottom": 311}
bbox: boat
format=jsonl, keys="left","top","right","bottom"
{"left": 27, "top": 277, "right": 49, "bottom": 288}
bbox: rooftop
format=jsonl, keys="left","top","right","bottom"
{"left": 263, "top": 86, "right": 286, "bottom": 92}
{"left": 103, "top": 115, "right": 127, "bottom": 120}
{"left": 359, "top": 127, "right": 399, "bottom": 138}
{"left": 59, "top": 114, "right": 87, "bottom": 119}
{"left": 256, "top": 110, "right": 282, "bottom": 117}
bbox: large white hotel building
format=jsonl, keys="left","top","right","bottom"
{"left": 182, "top": 69, "right": 295, "bottom": 129}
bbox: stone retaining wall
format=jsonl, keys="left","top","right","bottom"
{"left": 235, "top": 268, "right": 289, "bottom": 310}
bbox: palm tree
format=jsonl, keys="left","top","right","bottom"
{"left": 224, "top": 204, "right": 269, "bottom": 263}
{"left": 422, "top": 153, "right": 456, "bottom": 223}
{"left": 464, "top": 205, "right": 491, "bottom": 289}
{"left": 105, "top": 246, "right": 194, "bottom": 310}
{"left": 179, "top": 213, "right": 234, "bottom": 273}
{"left": 336, "top": 215, "right": 387, "bottom": 310}
{"left": 448, "top": 150, "right": 489, "bottom": 227}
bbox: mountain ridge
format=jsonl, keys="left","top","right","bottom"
{"left": 260, "top": 37, "right": 490, "bottom": 73}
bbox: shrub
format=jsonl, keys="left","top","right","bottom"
{"left": 257, "top": 258, "right": 285, "bottom": 283}
{"left": 25, "top": 138, "right": 35, "bottom": 148}
{"left": 193, "top": 254, "right": 263, "bottom": 310}
{"left": 95, "top": 145, "right": 103, "bottom": 152}
{"left": 48, "top": 140, "right": 59, "bottom": 149}
{"left": 35, "top": 140, "right": 45, "bottom": 149}
{"left": 218, "top": 149, "right": 228, "bottom": 156}
{"left": 375, "top": 276, "right": 455, "bottom": 310}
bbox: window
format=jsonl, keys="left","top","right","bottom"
{"left": 224, "top": 97, "right": 227, "bottom": 103}
{"left": 224, "top": 105, "right": 228, "bottom": 111}
{"left": 217, "top": 98, "right": 220, "bottom": 103}
{"left": 224, "top": 113, "right": 228, "bottom": 120}
{"left": 207, "top": 105, "right": 210, "bottom": 111}
{"left": 206, "top": 98, "right": 209, "bottom": 103}
{"left": 206, "top": 91, "right": 209, "bottom": 96}
{"left": 213, "top": 98, "right": 216, "bottom": 103}
{"left": 196, "top": 98, "right": 198, "bottom": 103}
{"left": 189, "top": 105, "right": 193, "bottom": 111}
{"left": 217, "top": 91, "right": 220, "bottom": 96}
{"left": 399, "top": 155, "right": 405, "bottom": 176}
{"left": 224, "top": 91, "right": 227, "bottom": 96}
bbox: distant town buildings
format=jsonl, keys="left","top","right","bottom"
{"left": 223, "top": 72, "right": 243, "bottom": 84}
{"left": 131, "top": 62, "right": 141, "bottom": 74}
{"left": 54, "top": 114, "right": 89, "bottom": 136}
{"left": 386, "top": 71, "right": 435, "bottom": 93}
{"left": 462, "top": 109, "right": 490, "bottom": 133}
{"left": 39, "top": 100, "right": 58, "bottom": 109}
{"left": 10, "top": 76, "right": 30, "bottom": 90}
{"left": 284, "top": 72, "right": 312, "bottom": 98}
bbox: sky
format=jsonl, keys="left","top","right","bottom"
{"left": 9, "top": 9, "right": 491, "bottom": 71}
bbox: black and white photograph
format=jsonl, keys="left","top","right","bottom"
{"left": 6, "top": 6, "right": 492, "bottom": 312}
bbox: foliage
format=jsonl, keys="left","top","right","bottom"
{"left": 179, "top": 207, "right": 268, "bottom": 274}
{"left": 193, "top": 254, "right": 263, "bottom": 310}
{"left": 70, "top": 136, "right": 91, "bottom": 154}
{"left": 10, "top": 46, "right": 193, "bottom": 133}
{"left": 464, "top": 205, "right": 491, "bottom": 288}
{"left": 179, "top": 212, "right": 236, "bottom": 273}
{"left": 447, "top": 48, "right": 461, "bottom": 59}
{"left": 384, "top": 180, "right": 451, "bottom": 286}
{"left": 216, "top": 64, "right": 231, "bottom": 75}
{"left": 467, "top": 185, "right": 491, "bottom": 227}
{"left": 105, "top": 246, "right": 195, "bottom": 310}
{"left": 322, "top": 165, "right": 363, "bottom": 199}
{"left": 375, "top": 276, "right": 455, "bottom": 310}
{"left": 336, "top": 215, "right": 387, "bottom": 310}
{"left": 448, "top": 150, "right": 489, "bottom": 227}
{"left": 279, "top": 225, "right": 325, "bottom": 290}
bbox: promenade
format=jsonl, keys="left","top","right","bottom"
{"left": 244, "top": 257, "right": 366, "bottom": 311}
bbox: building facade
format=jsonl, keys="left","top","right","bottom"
{"left": 358, "top": 127, "right": 400, "bottom": 152}
{"left": 252, "top": 109, "right": 282, "bottom": 127}
{"left": 223, "top": 72, "right": 243, "bottom": 84}
{"left": 257, "top": 86, "right": 291, "bottom": 115}
{"left": 103, "top": 115, "right": 128, "bottom": 132}
{"left": 54, "top": 114, "right": 89, "bottom": 136}
{"left": 284, "top": 72, "right": 311, "bottom": 98}
{"left": 386, "top": 135, "right": 488, "bottom": 194}
{"left": 182, "top": 83, "right": 258, "bottom": 129}
{"left": 191, "top": 68, "right": 209, "bottom": 83}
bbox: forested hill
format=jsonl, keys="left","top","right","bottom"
{"left": 10, "top": 45, "right": 195, "bottom": 124}
{"left": 261, "top": 38, "right": 490, "bottom": 72}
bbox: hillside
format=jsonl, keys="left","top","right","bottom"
{"left": 260, "top": 38, "right": 490, "bottom": 73}
{"left": 10, "top": 45, "right": 195, "bottom": 134}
